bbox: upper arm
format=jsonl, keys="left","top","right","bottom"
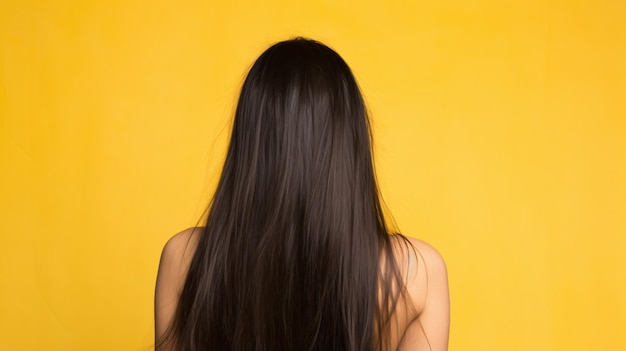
{"left": 154, "top": 228, "right": 200, "bottom": 345}
{"left": 402, "top": 239, "right": 450, "bottom": 351}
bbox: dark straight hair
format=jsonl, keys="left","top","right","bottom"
{"left": 160, "top": 37, "right": 411, "bottom": 351}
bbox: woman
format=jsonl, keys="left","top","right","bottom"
{"left": 155, "top": 38, "right": 449, "bottom": 351}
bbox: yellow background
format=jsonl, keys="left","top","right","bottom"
{"left": 1, "top": 0, "right": 625, "bottom": 350}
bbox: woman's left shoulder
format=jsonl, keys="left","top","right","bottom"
{"left": 154, "top": 227, "right": 203, "bottom": 339}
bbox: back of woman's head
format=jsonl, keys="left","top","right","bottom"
{"left": 162, "top": 38, "right": 403, "bottom": 351}
{"left": 228, "top": 37, "right": 376, "bottom": 221}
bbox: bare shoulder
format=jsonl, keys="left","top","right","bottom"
{"left": 406, "top": 237, "right": 448, "bottom": 285}
{"left": 160, "top": 227, "right": 203, "bottom": 271}
{"left": 155, "top": 227, "right": 203, "bottom": 341}
{"left": 395, "top": 236, "right": 448, "bottom": 314}
{"left": 156, "top": 226, "right": 203, "bottom": 296}
{"left": 391, "top": 235, "right": 450, "bottom": 351}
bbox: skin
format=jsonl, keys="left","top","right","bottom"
{"left": 155, "top": 228, "right": 450, "bottom": 351}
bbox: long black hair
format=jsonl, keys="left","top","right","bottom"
{"left": 160, "top": 37, "right": 410, "bottom": 351}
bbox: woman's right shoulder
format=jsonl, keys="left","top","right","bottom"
{"left": 391, "top": 235, "right": 450, "bottom": 350}
{"left": 402, "top": 237, "right": 447, "bottom": 312}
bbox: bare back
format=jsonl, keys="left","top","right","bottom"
{"left": 155, "top": 228, "right": 449, "bottom": 351}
